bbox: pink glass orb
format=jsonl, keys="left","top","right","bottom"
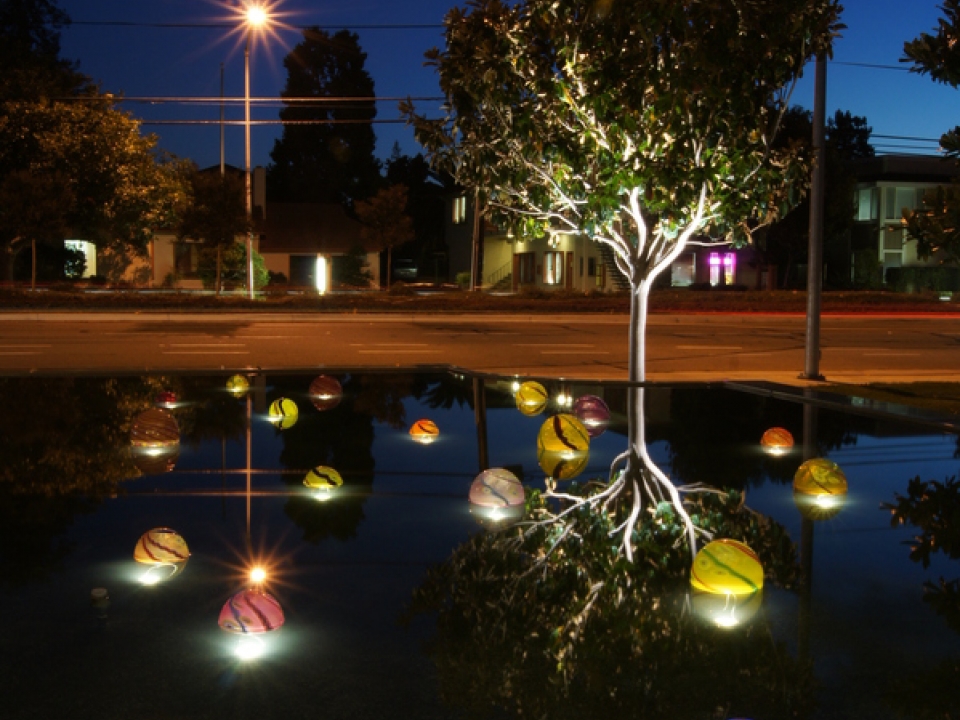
{"left": 573, "top": 395, "right": 611, "bottom": 437}
{"left": 219, "top": 589, "right": 285, "bottom": 635}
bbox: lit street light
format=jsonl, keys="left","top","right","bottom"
{"left": 244, "top": 4, "right": 268, "bottom": 300}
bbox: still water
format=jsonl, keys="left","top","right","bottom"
{"left": 0, "top": 370, "right": 957, "bottom": 720}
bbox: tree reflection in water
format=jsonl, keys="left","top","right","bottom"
{"left": 406, "top": 385, "right": 807, "bottom": 718}
{"left": 405, "top": 484, "right": 807, "bottom": 719}
{"left": 882, "top": 474, "right": 960, "bottom": 719}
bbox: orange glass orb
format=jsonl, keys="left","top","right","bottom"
{"left": 760, "top": 427, "right": 794, "bottom": 456}
{"left": 410, "top": 419, "right": 439, "bottom": 444}
{"left": 130, "top": 408, "right": 180, "bottom": 448}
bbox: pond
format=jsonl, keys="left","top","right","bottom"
{"left": 0, "top": 370, "right": 957, "bottom": 720}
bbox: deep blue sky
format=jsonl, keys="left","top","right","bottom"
{"left": 55, "top": 0, "right": 960, "bottom": 170}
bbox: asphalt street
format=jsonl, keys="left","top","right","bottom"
{"left": 1, "top": 312, "right": 958, "bottom": 384}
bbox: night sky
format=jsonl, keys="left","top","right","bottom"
{"left": 54, "top": 0, "right": 960, "bottom": 169}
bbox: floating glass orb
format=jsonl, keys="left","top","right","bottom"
{"left": 268, "top": 398, "right": 298, "bottom": 430}
{"left": 303, "top": 465, "right": 343, "bottom": 498}
{"left": 133, "top": 528, "right": 190, "bottom": 584}
{"left": 760, "top": 427, "right": 794, "bottom": 456}
{"left": 219, "top": 589, "right": 285, "bottom": 635}
{"left": 468, "top": 468, "right": 525, "bottom": 509}
{"left": 573, "top": 395, "right": 611, "bottom": 438}
{"left": 691, "top": 588, "right": 762, "bottom": 629}
{"left": 690, "top": 539, "right": 764, "bottom": 596}
{"left": 130, "top": 408, "right": 180, "bottom": 448}
{"left": 226, "top": 374, "right": 249, "bottom": 396}
{"left": 469, "top": 501, "right": 524, "bottom": 529}
{"left": 537, "top": 413, "right": 591, "bottom": 455}
{"left": 515, "top": 380, "right": 548, "bottom": 416}
{"left": 155, "top": 390, "right": 178, "bottom": 408}
{"left": 538, "top": 446, "right": 589, "bottom": 480}
{"left": 409, "top": 419, "right": 439, "bottom": 444}
{"left": 131, "top": 444, "right": 180, "bottom": 475}
{"left": 309, "top": 375, "right": 342, "bottom": 411}
{"left": 793, "top": 458, "right": 848, "bottom": 520}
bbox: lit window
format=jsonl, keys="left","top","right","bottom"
{"left": 453, "top": 196, "right": 467, "bottom": 224}
{"left": 723, "top": 253, "right": 735, "bottom": 285}
{"left": 543, "top": 251, "right": 563, "bottom": 285}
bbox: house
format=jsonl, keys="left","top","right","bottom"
{"left": 258, "top": 201, "right": 380, "bottom": 290}
{"left": 445, "top": 191, "right": 625, "bottom": 292}
{"left": 851, "top": 154, "right": 960, "bottom": 287}
{"left": 73, "top": 166, "right": 379, "bottom": 290}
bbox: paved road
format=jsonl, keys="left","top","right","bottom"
{"left": 0, "top": 312, "right": 958, "bottom": 384}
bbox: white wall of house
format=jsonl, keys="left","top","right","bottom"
{"left": 855, "top": 182, "right": 944, "bottom": 275}
{"left": 483, "top": 232, "right": 616, "bottom": 292}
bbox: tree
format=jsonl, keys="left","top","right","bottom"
{"left": 177, "top": 168, "right": 249, "bottom": 295}
{"left": 404, "top": 0, "right": 840, "bottom": 383}
{"left": 403, "top": 0, "right": 840, "bottom": 561}
{"left": 0, "top": 0, "right": 93, "bottom": 102}
{"left": 0, "top": 101, "right": 189, "bottom": 281}
{"left": 903, "top": 1, "right": 960, "bottom": 266}
{"left": 761, "top": 108, "right": 875, "bottom": 288}
{"left": 355, "top": 184, "right": 415, "bottom": 288}
{"left": 0, "top": 168, "right": 72, "bottom": 288}
{"left": 385, "top": 144, "right": 452, "bottom": 282}
{"left": 267, "top": 28, "right": 382, "bottom": 206}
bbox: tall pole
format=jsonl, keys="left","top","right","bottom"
{"left": 802, "top": 54, "right": 826, "bottom": 380}
{"left": 245, "top": 33, "right": 255, "bottom": 300}
{"left": 220, "top": 63, "right": 225, "bottom": 178}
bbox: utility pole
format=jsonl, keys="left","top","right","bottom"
{"left": 802, "top": 53, "right": 826, "bottom": 381}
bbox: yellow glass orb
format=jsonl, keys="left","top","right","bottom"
{"left": 760, "top": 427, "right": 794, "bottom": 456}
{"left": 515, "top": 380, "right": 548, "bottom": 416}
{"left": 691, "top": 588, "right": 762, "bottom": 629}
{"left": 690, "top": 539, "right": 764, "bottom": 596}
{"left": 538, "top": 446, "right": 589, "bottom": 480}
{"left": 226, "top": 374, "right": 250, "bottom": 396}
{"left": 268, "top": 398, "right": 298, "bottom": 429}
{"left": 537, "top": 413, "right": 590, "bottom": 455}
{"left": 130, "top": 408, "right": 180, "bottom": 448}
{"left": 410, "top": 419, "right": 439, "bottom": 444}
{"left": 793, "top": 458, "right": 848, "bottom": 520}
{"left": 793, "top": 457, "right": 848, "bottom": 497}
{"left": 134, "top": 527, "right": 190, "bottom": 565}
{"left": 303, "top": 465, "right": 343, "bottom": 490}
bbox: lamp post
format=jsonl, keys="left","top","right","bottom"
{"left": 244, "top": 5, "right": 267, "bottom": 300}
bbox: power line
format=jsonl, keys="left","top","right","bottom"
{"left": 69, "top": 20, "right": 444, "bottom": 30}
{"left": 872, "top": 134, "right": 940, "bottom": 143}
{"left": 57, "top": 94, "right": 444, "bottom": 105}
{"left": 141, "top": 118, "right": 426, "bottom": 125}
{"left": 832, "top": 61, "right": 910, "bottom": 71}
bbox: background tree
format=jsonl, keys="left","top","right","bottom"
{"left": 903, "top": 0, "right": 960, "bottom": 266}
{"left": 177, "top": 168, "right": 249, "bottom": 295}
{"left": 385, "top": 144, "right": 451, "bottom": 281}
{"left": 0, "top": 0, "right": 93, "bottom": 102}
{"left": 0, "top": 168, "right": 73, "bottom": 288}
{"left": 267, "top": 28, "right": 381, "bottom": 206}
{"left": 0, "top": 101, "right": 188, "bottom": 281}
{"left": 760, "top": 108, "right": 875, "bottom": 288}
{"left": 355, "top": 184, "right": 415, "bottom": 288}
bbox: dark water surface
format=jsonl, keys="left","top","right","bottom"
{"left": 0, "top": 371, "right": 957, "bottom": 720}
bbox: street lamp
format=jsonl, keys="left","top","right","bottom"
{"left": 244, "top": 4, "right": 268, "bottom": 299}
